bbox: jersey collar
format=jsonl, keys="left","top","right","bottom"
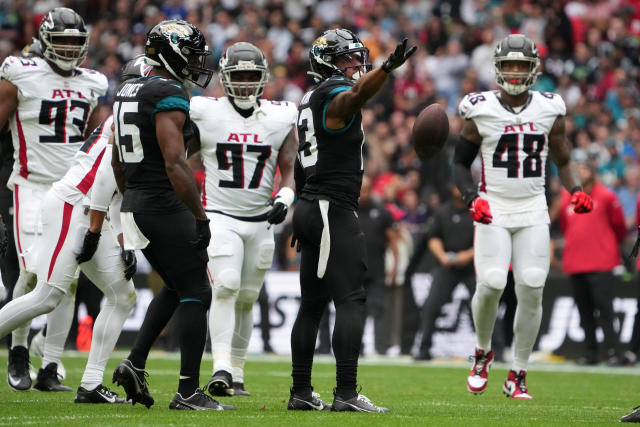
{"left": 493, "top": 91, "right": 533, "bottom": 115}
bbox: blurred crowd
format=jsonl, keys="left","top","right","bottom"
{"left": 3, "top": 0, "right": 640, "bottom": 359}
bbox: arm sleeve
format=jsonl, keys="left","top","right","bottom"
{"left": 108, "top": 191, "right": 123, "bottom": 237}
{"left": 89, "top": 144, "right": 117, "bottom": 212}
{"left": 453, "top": 135, "right": 480, "bottom": 205}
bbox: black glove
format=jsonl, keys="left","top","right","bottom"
{"left": 190, "top": 218, "right": 211, "bottom": 250}
{"left": 265, "top": 197, "right": 288, "bottom": 225}
{"left": 121, "top": 248, "right": 137, "bottom": 281}
{"left": 76, "top": 230, "right": 101, "bottom": 263}
{"left": 381, "top": 38, "right": 417, "bottom": 73}
{"left": 0, "top": 216, "right": 7, "bottom": 258}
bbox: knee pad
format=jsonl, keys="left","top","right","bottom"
{"left": 108, "top": 280, "right": 137, "bottom": 312}
{"left": 213, "top": 269, "right": 241, "bottom": 300}
{"left": 519, "top": 267, "right": 547, "bottom": 289}
{"left": 478, "top": 268, "right": 508, "bottom": 290}
{"left": 237, "top": 288, "right": 259, "bottom": 309}
{"left": 34, "top": 284, "right": 65, "bottom": 312}
{"left": 334, "top": 288, "right": 367, "bottom": 307}
{"left": 181, "top": 286, "right": 212, "bottom": 309}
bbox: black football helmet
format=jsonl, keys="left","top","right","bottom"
{"left": 38, "top": 7, "right": 88, "bottom": 71}
{"left": 309, "top": 28, "right": 371, "bottom": 82}
{"left": 21, "top": 39, "right": 44, "bottom": 58}
{"left": 219, "top": 42, "right": 269, "bottom": 109}
{"left": 145, "top": 20, "right": 214, "bottom": 89}
{"left": 493, "top": 34, "right": 540, "bottom": 95}
{"left": 120, "top": 55, "right": 152, "bottom": 82}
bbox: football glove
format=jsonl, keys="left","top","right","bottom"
{"left": 190, "top": 218, "right": 211, "bottom": 250}
{"left": 76, "top": 230, "right": 101, "bottom": 263}
{"left": 381, "top": 38, "right": 417, "bottom": 73}
{"left": 571, "top": 190, "right": 593, "bottom": 213}
{"left": 121, "top": 248, "right": 137, "bottom": 281}
{"left": 266, "top": 187, "right": 295, "bottom": 225}
{"left": 469, "top": 197, "right": 493, "bottom": 224}
{"left": 0, "top": 216, "right": 7, "bottom": 258}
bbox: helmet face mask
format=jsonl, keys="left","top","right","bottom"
{"left": 494, "top": 34, "right": 540, "bottom": 96}
{"left": 219, "top": 42, "right": 269, "bottom": 109}
{"left": 39, "top": 7, "right": 88, "bottom": 71}
{"left": 309, "top": 29, "right": 372, "bottom": 82}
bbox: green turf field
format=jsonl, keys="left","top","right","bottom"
{"left": 0, "top": 351, "right": 638, "bottom": 426}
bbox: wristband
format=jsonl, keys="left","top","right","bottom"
{"left": 275, "top": 187, "right": 295, "bottom": 208}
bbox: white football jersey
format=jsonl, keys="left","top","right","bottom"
{"left": 0, "top": 56, "right": 108, "bottom": 191}
{"left": 190, "top": 97, "right": 297, "bottom": 216}
{"left": 52, "top": 115, "right": 113, "bottom": 207}
{"left": 459, "top": 90, "right": 566, "bottom": 215}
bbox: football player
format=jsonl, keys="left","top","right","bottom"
{"left": 110, "top": 20, "right": 234, "bottom": 411}
{"left": 188, "top": 42, "right": 297, "bottom": 397}
{"left": 0, "top": 56, "right": 147, "bottom": 403}
{"left": 289, "top": 29, "right": 415, "bottom": 412}
{"left": 0, "top": 7, "right": 107, "bottom": 391}
{"left": 454, "top": 34, "right": 593, "bottom": 399}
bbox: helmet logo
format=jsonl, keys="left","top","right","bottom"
{"left": 313, "top": 36, "right": 327, "bottom": 47}
{"left": 41, "top": 13, "right": 54, "bottom": 30}
{"left": 159, "top": 22, "right": 190, "bottom": 40}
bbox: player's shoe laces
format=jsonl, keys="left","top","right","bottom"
{"left": 502, "top": 370, "right": 532, "bottom": 400}
{"left": 621, "top": 406, "right": 640, "bottom": 422}
{"left": 33, "top": 362, "right": 72, "bottom": 392}
{"left": 467, "top": 348, "right": 494, "bottom": 394}
{"left": 7, "top": 346, "right": 31, "bottom": 391}
{"left": 112, "top": 359, "right": 154, "bottom": 408}
{"left": 169, "top": 388, "right": 236, "bottom": 411}
{"left": 232, "top": 382, "right": 250, "bottom": 396}
{"left": 287, "top": 387, "right": 331, "bottom": 411}
{"left": 75, "top": 384, "right": 128, "bottom": 403}
{"left": 206, "top": 370, "right": 233, "bottom": 396}
{"left": 332, "top": 388, "right": 389, "bottom": 413}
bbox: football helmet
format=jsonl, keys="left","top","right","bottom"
{"left": 145, "top": 20, "right": 214, "bottom": 89}
{"left": 309, "top": 28, "right": 371, "bottom": 82}
{"left": 38, "top": 7, "right": 88, "bottom": 71}
{"left": 219, "top": 42, "right": 269, "bottom": 110}
{"left": 120, "top": 55, "right": 152, "bottom": 82}
{"left": 493, "top": 34, "right": 540, "bottom": 95}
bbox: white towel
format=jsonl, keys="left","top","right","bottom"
{"left": 317, "top": 200, "right": 330, "bottom": 279}
{"left": 120, "top": 212, "right": 150, "bottom": 250}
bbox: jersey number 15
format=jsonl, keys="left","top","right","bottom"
{"left": 113, "top": 101, "right": 143, "bottom": 163}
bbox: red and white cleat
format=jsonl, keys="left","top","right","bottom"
{"left": 503, "top": 370, "right": 532, "bottom": 400}
{"left": 467, "top": 349, "right": 494, "bottom": 394}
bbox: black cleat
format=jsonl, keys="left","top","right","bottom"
{"left": 287, "top": 388, "right": 331, "bottom": 411}
{"left": 75, "top": 384, "right": 128, "bottom": 403}
{"left": 622, "top": 406, "right": 640, "bottom": 423}
{"left": 332, "top": 389, "right": 389, "bottom": 413}
{"left": 7, "top": 346, "right": 31, "bottom": 391}
{"left": 232, "top": 382, "right": 250, "bottom": 396}
{"left": 169, "top": 388, "right": 237, "bottom": 410}
{"left": 206, "top": 370, "right": 233, "bottom": 396}
{"left": 33, "top": 363, "right": 72, "bottom": 392}
{"left": 112, "top": 359, "right": 154, "bottom": 408}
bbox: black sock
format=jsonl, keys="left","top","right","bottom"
{"left": 128, "top": 287, "right": 179, "bottom": 369}
{"left": 176, "top": 300, "right": 208, "bottom": 396}
{"left": 332, "top": 296, "right": 365, "bottom": 400}
{"left": 291, "top": 299, "right": 327, "bottom": 397}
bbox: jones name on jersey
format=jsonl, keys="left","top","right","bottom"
{"left": 190, "top": 96, "right": 297, "bottom": 217}
{"left": 458, "top": 90, "right": 566, "bottom": 215}
{"left": 0, "top": 55, "right": 108, "bottom": 190}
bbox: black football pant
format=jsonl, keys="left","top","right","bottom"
{"left": 127, "top": 210, "right": 211, "bottom": 395}
{"left": 291, "top": 199, "right": 367, "bottom": 400}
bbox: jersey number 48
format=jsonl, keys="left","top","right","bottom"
{"left": 492, "top": 133, "right": 545, "bottom": 178}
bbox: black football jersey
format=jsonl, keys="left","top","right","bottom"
{"left": 113, "top": 76, "right": 193, "bottom": 214}
{"left": 295, "top": 77, "right": 365, "bottom": 210}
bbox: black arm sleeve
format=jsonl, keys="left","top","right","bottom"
{"left": 453, "top": 135, "right": 480, "bottom": 206}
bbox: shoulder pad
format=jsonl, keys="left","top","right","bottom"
{"left": 458, "top": 92, "right": 489, "bottom": 120}
{"left": 190, "top": 96, "right": 216, "bottom": 120}
{"left": 536, "top": 91, "right": 566, "bottom": 116}
{"left": 78, "top": 69, "right": 109, "bottom": 97}
{"left": 1, "top": 56, "right": 39, "bottom": 84}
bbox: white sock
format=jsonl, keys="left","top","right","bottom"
{"left": 10, "top": 271, "right": 37, "bottom": 348}
{"left": 231, "top": 299, "right": 253, "bottom": 384}
{"left": 471, "top": 283, "right": 503, "bottom": 351}
{"left": 210, "top": 289, "right": 237, "bottom": 375}
{"left": 42, "top": 288, "right": 76, "bottom": 367}
{"left": 81, "top": 279, "right": 136, "bottom": 390}
{"left": 512, "top": 284, "right": 543, "bottom": 372}
{"left": 0, "top": 280, "right": 63, "bottom": 341}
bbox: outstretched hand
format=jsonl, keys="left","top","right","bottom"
{"left": 381, "top": 38, "right": 417, "bottom": 73}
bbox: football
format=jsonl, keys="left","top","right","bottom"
{"left": 411, "top": 103, "right": 450, "bottom": 160}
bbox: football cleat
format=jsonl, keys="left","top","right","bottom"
{"left": 232, "top": 382, "right": 250, "bottom": 396}
{"left": 332, "top": 389, "right": 389, "bottom": 413}
{"left": 169, "top": 388, "right": 236, "bottom": 411}
{"left": 29, "top": 329, "right": 66, "bottom": 380}
{"left": 467, "top": 348, "right": 494, "bottom": 394}
{"left": 621, "top": 406, "right": 640, "bottom": 423}
{"left": 502, "top": 370, "right": 532, "bottom": 400}
{"left": 75, "top": 384, "right": 128, "bottom": 404}
{"left": 206, "top": 370, "right": 233, "bottom": 396}
{"left": 7, "top": 346, "right": 31, "bottom": 391}
{"left": 33, "top": 362, "right": 72, "bottom": 392}
{"left": 287, "top": 388, "right": 331, "bottom": 411}
{"left": 112, "top": 359, "right": 154, "bottom": 408}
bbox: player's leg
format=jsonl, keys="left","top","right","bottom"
{"left": 588, "top": 271, "right": 621, "bottom": 363}
{"left": 506, "top": 223, "right": 550, "bottom": 399}
{"left": 206, "top": 215, "right": 244, "bottom": 396}
{"left": 229, "top": 222, "right": 275, "bottom": 395}
{"left": 75, "top": 224, "right": 135, "bottom": 403}
{"left": 468, "top": 223, "right": 511, "bottom": 394}
{"left": 289, "top": 199, "right": 331, "bottom": 410}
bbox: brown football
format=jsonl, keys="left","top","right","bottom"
{"left": 411, "top": 103, "right": 449, "bottom": 160}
